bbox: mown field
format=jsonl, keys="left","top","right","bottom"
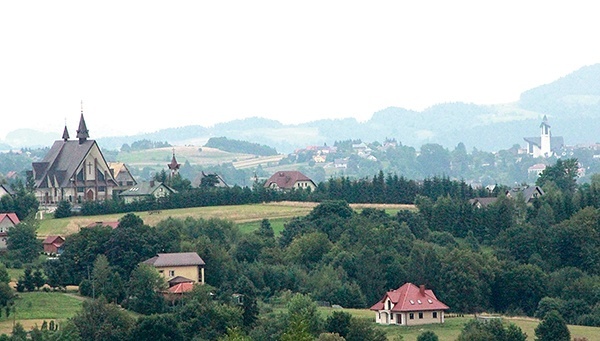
{"left": 0, "top": 291, "right": 84, "bottom": 335}
{"left": 36, "top": 201, "right": 416, "bottom": 238}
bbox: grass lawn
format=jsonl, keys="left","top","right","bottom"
{"left": 237, "top": 217, "right": 288, "bottom": 235}
{"left": 0, "top": 291, "right": 84, "bottom": 335}
{"left": 36, "top": 202, "right": 318, "bottom": 238}
{"left": 317, "top": 308, "right": 600, "bottom": 341}
{"left": 37, "top": 201, "right": 416, "bottom": 238}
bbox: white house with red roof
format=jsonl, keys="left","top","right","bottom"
{"left": 0, "top": 213, "right": 20, "bottom": 250}
{"left": 264, "top": 171, "right": 316, "bottom": 191}
{"left": 370, "top": 283, "right": 449, "bottom": 326}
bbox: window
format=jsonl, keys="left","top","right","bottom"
{"left": 77, "top": 187, "right": 85, "bottom": 193}
{"left": 418, "top": 312, "right": 423, "bottom": 319}
{"left": 77, "top": 169, "right": 85, "bottom": 181}
{"left": 98, "top": 186, "right": 106, "bottom": 192}
{"left": 97, "top": 169, "right": 105, "bottom": 181}
{"left": 409, "top": 313, "right": 414, "bottom": 320}
{"left": 169, "top": 270, "right": 175, "bottom": 277}
{"left": 433, "top": 312, "right": 438, "bottom": 318}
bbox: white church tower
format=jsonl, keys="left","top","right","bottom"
{"left": 524, "top": 115, "right": 563, "bottom": 158}
{"left": 540, "top": 115, "right": 551, "bottom": 157}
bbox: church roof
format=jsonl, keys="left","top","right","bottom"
{"left": 168, "top": 152, "right": 181, "bottom": 170}
{"left": 32, "top": 114, "right": 117, "bottom": 189}
{"left": 523, "top": 136, "right": 565, "bottom": 150}
{"left": 33, "top": 139, "right": 94, "bottom": 188}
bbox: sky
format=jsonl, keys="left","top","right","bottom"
{"left": 1, "top": 1, "right": 600, "bottom": 140}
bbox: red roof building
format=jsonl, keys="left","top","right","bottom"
{"left": 264, "top": 171, "right": 316, "bottom": 191}
{"left": 370, "top": 283, "right": 449, "bottom": 326}
{"left": 0, "top": 213, "right": 20, "bottom": 250}
{"left": 42, "top": 235, "right": 65, "bottom": 255}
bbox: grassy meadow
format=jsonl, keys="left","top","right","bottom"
{"left": 36, "top": 201, "right": 415, "bottom": 238}
{"left": 317, "top": 307, "right": 600, "bottom": 341}
{"left": 0, "top": 292, "right": 83, "bottom": 335}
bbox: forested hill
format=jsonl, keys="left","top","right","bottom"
{"left": 4, "top": 64, "right": 600, "bottom": 153}
{"left": 204, "top": 137, "right": 278, "bottom": 156}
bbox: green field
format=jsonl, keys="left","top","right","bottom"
{"left": 36, "top": 202, "right": 319, "bottom": 238}
{"left": 237, "top": 217, "right": 288, "bottom": 235}
{"left": 36, "top": 202, "right": 415, "bottom": 238}
{"left": 0, "top": 292, "right": 84, "bottom": 335}
{"left": 318, "top": 308, "right": 600, "bottom": 341}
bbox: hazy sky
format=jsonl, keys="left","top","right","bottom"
{"left": 1, "top": 1, "right": 599, "bottom": 139}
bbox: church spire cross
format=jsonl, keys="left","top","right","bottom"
{"left": 76, "top": 101, "right": 90, "bottom": 144}
{"left": 62, "top": 122, "right": 70, "bottom": 141}
{"left": 168, "top": 148, "right": 181, "bottom": 171}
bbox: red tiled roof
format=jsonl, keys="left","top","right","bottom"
{"left": 264, "top": 171, "right": 314, "bottom": 189}
{"left": 42, "top": 235, "right": 64, "bottom": 246}
{"left": 370, "top": 283, "right": 449, "bottom": 312}
{"left": 0, "top": 213, "right": 20, "bottom": 225}
{"left": 168, "top": 282, "right": 194, "bottom": 294}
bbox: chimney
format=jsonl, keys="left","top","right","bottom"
{"left": 419, "top": 285, "right": 425, "bottom": 296}
{"left": 150, "top": 180, "right": 155, "bottom": 187}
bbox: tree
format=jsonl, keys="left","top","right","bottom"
{"left": 125, "top": 264, "right": 166, "bottom": 315}
{"left": 255, "top": 218, "right": 275, "bottom": 239}
{"left": 91, "top": 255, "right": 125, "bottom": 303}
{"left": 16, "top": 266, "right": 35, "bottom": 292}
{"left": 54, "top": 200, "right": 72, "bottom": 218}
{"left": 325, "top": 311, "right": 352, "bottom": 338}
{"left": 536, "top": 158, "right": 579, "bottom": 195}
{"left": 7, "top": 221, "right": 41, "bottom": 263}
{"left": 417, "top": 330, "right": 439, "bottom": 341}
{"left": 130, "top": 314, "right": 184, "bottom": 341}
{"left": 534, "top": 310, "right": 570, "bottom": 341}
{"left": 286, "top": 293, "right": 323, "bottom": 337}
{"left": 71, "top": 297, "right": 134, "bottom": 341}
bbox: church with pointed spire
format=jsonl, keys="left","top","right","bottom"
{"left": 30, "top": 111, "right": 118, "bottom": 205}
{"left": 523, "top": 115, "right": 564, "bottom": 158}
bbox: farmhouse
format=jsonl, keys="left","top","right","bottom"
{"left": 142, "top": 252, "right": 206, "bottom": 289}
{"left": 506, "top": 185, "right": 544, "bottom": 203}
{"left": 30, "top": 113, "right": 118, "bottom": 205}
{"left": 264, "top": 171, "right": 316, "bottom": 191}
{"left": 0, "top": 213, "right": 19, "bottom": 250}
{"left": 119, "top": 181, "right": 177, "bottom": 204}
{"left": 370, "top": 283, "right": 449, "bottom": 326}
{"left": 42, "top": 235, "right": 65, "bottom": 255}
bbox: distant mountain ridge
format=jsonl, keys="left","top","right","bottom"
{"left": 3, "top": 64, "right": 599, "bottom": 153}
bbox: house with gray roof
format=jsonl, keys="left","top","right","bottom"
{"left": 119, "top": 180, "right": 177, "bottom": 204}
{"left": 30, "top": 112, "right": 118, "bottom": 205}
{"left": 142, "top": 252, "right": 205, "bottom": 286}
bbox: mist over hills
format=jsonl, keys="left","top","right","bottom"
{"left": 4, "top": 64, "right": 600, "bottom": 153}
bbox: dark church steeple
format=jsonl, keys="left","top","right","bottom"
{"left": 168, "top": 149, "right": 181, "bottom": 177}
{"left": 62, "top": 124, "right": 70, "bottom": 141}
{"left": 76, "top": 102, "right": 89, "bottom": 144}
